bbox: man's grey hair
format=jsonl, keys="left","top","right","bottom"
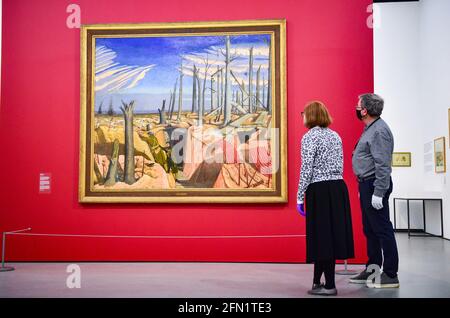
{"left": 359, "top": 93, "right": 384, "bottom": 117}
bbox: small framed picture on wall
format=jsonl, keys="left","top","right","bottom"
{"left": 434, "top": 137, "right": 446, "bottom": 173}
{"left": 392, "top": 152, "right": 411, "bottom": 167}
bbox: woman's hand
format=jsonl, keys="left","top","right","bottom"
{"left": 297, "top": 201, "right": 305, "bottom": 217}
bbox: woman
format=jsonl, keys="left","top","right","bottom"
{"left": 297, "top": 101, "right": 354, "bottom": 296}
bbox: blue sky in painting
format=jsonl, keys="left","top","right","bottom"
{"left": 95, "top": 34, "right": 271, "bottom": 113}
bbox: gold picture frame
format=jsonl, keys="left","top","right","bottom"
{"left": 79, "top": 19, "right": 287, "bottom": 203}
{"left": 392, "top": 152, "right": 411, "bottom": 167}
{"left": 434, "top": 137, "right": 446, "bottom": 173}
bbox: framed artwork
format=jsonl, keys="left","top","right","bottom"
{"left": 79, "top": 20, "right": 287, "bottom": 203}
{"left": 392, "top": 152, "right": 411, "bottom": 167}
{"left": 434, "top": 137, "right": 446, "bottom": 173}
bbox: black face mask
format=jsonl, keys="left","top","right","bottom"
{"left": 356, "top": 109, "right": 364, "bottom": 120}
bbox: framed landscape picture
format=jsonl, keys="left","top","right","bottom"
{"left": 79, "top": 20, "right": 287, "bottom": 203}
{"left": 434, "top": 137, "right": 446, "bottom": 173}
{"left": 392, "top": 152, "right": 411, "bottom": 167}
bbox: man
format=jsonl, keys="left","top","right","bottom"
{"left": 350, "top": 93, "right": 400, "bottom": 288}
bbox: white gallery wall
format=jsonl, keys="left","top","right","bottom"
{"left": 374, "top": 0, "right": 450, "bottom": 239}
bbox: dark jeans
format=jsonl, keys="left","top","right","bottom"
{"left": 358, "top": 177, "right": 399, "bottom": 278}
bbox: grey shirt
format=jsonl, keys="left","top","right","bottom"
{"left": 352, "top": 117, "right": 394, "bottom": 197}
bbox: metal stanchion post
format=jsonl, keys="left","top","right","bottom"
{"left": 335, "top": 260, "right": 358, "bottom": 275}
{"left": 1, "top": 228, "right": 32, "bottom": 272}
{"left": 1, "top": 232, "right": 14, "bottom": 272}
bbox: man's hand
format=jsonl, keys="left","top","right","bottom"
{"left": 297, "top": 201, "right": 305, "bottom": 217}
{"left": 371, "top": 195, "right": 383, "bottom": 210}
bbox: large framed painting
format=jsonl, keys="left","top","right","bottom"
{"left": 79, "top": 20, "right": 287, "bottom": 203}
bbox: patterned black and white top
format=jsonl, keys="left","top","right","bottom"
{"left": 297, "top": 126, "right": 344, "bottom": 203}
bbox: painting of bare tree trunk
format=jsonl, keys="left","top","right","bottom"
{"left": 79, "top": 20, "right": 286, "bottom": 203}
{"left": 120, "top": 100, "right": 137, "bottom": 185}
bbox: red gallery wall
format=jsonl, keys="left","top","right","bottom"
{"left": 0, "top": 0, "right": 372, "bottom": 262}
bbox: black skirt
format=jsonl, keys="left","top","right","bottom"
{"left": 305, "top": 179, "right": 355, "bottom": 263}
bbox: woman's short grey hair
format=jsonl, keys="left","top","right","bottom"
{"left": 359, "top": 93, "right": 384, "bottom": 117}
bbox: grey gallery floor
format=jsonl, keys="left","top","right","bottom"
{"left": 1, "top": 233, "right": 449, "bottom": 298}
